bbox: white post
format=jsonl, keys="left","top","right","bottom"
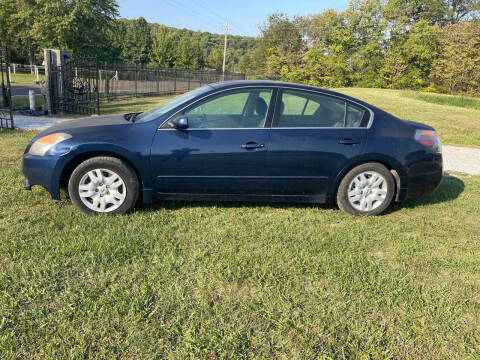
{"left": 35, "top": 66, "right": 39, "bottom": 82}
{"left": 13, "top": 64, "right": 16, "bottom": 74}
{"left": 8, "top": 66, "right": 11, "bottom": 79}
{"left": 75, "top": 67, "right": 78, "bottom": 78}
{"left": 29, "top": 90, "right": 36, "bottom": 111}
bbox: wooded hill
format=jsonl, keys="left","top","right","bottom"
{"left": 1, "top": 0, "right": 480, "bottom": 95}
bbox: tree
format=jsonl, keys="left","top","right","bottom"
{"left": 121, "top": 17, "right": 152, "bottom": 63}
{"left": 258, "top": 12, "right": 305, "bottom": 79}
{"left": 174, "top": 37, "right": 204, "bottom": 69}
{"left": 150, "top": 25, "right": 175, "bottom": 67}
{"left": 381, "top": 20, "right": 440, "bottom": 88}
{"left": 431, "top": 21, "right": 480, "bottom": 93}
{"left": 207, "top": 48, "right": 223, "bottom": 70}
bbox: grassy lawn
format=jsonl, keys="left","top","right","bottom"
{"left": 12, "top": 95, "right": 45, "bottom": 110}
{"left": 8, "top": 72, "right": 45, "bottom": 85}
{"left": 337, "top": 88, "right": 480, "bottom": 147}
{"left": 402, "top": 91, "right": 480, "bottom": 111}
{"left": 1, "top": 129, "right": 480, "bottom": 358}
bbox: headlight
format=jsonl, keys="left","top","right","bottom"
{"left": 29, "top": 133, "right": 72, "bottom": 156}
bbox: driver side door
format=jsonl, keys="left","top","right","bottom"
{"left": 150, "top": 88, "right": 275, "bottom": 196}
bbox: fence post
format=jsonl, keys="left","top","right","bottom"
{"left": 156, "top": 68, "right": 160, "bottom": 95}
{"left": 13, "top": 64, "right": 15, "bottom": 74}
{"left": 187, "top": 69, "right": 191, "bottom": 91}
{"left": 95, "top": 56, "right": 100, "bottom": 115}
{"left": 104, "top": 61, "right": 109, "bottom": 102}
{"left": 174, "top": 69, "right": 177, "bottom": 94}
{"left": 43, "top": 50, "right": 53, "bottom": 114}
{"left": 134, "top": 63, "right": 138, "bottom": 98}
{"left": 4, "top": 47, "right": 14, "bottom": 129}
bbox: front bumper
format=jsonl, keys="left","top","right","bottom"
{"left": 22, "top": 153, "right": 68, "bottom": 200}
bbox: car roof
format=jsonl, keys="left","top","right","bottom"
{"left": 208, "top": 80, "right": 371, "bottom": 108}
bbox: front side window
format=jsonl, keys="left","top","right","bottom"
{"left": 184, "top": 89, "right": 272, "bottom": 129}
{"left": 276, "top": 90, "right": 370, "bottom": 128}
{"left": 136, "top": 86, "right": 211, "bottom": 123}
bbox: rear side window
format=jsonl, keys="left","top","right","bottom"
{"left": 346, "top": 103, "right": 369, "bottom": 127}
{"left": 276, "top": 90, "right": 369, "bottom": 128}
{"left": 278, "top": 90, "right": 345, "bottom": 128}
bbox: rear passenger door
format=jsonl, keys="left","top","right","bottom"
{"left": 267, "top": 89, "right": 370, "bottom": 199}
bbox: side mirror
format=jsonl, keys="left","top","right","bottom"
{"left": 169, "top": 116, "right": 188, "bottom": 130}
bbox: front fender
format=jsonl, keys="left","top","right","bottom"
{"left": 52, "top": 143, "right": 153, "bottom": 201}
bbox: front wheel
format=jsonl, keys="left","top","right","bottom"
{"left": 336, "top": 163, "right": 395, "bottom": 216}
{"left": 68, "top": 156, "right": 139, "bottom": 215}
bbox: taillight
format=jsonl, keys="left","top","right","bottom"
{"left": 415, "top": 129, "right": 442, "bottom": 153}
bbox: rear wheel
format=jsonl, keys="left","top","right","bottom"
{"left": 68, "top": 156, "right": 139, "bottom": 215}
{"left": 336, "top": 163, "right": 395, "bottom": 216}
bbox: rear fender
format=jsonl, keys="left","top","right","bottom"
{"left": 327, "top": 153, "right": 405, "bottom": 202}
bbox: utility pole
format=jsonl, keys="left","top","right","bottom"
{"left": 221, "top": 22, "right": 231, "bottom": 80}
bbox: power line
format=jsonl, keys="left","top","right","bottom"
{"left": 185, "top": 0, "right": 252, "bottom": 36}
{"left": 170, "top": 0, "right": 225, "bottom": 29}
{"left": 163, "top": 0, "right": 219, "bottom": 32}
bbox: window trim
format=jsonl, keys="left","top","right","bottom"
{"left": 158, "top": 85, "right": 373, "bottom": 130}
{"left": 272, "top": 88, "right": 374, "bottom": 130}
{"left": 159, "top": 87, "right": 277, "bottom": 130}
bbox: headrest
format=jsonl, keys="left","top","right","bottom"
{"left": 256, "top": 97, "right": 268, "bottom": 117}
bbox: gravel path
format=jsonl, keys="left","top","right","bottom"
{"left": 11, "top": 85, "right": 41, "bottom": 96}
{"left": 12, "top": 116, "right": 480, "bottom": 176}
{"left": 443, "top": 145, "right": 480, "bottom": 175}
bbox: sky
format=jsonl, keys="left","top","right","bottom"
{"left": 117, "top": 0, "right": 348, "bottom": 37}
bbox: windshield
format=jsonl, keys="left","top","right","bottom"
{"left": 135, "top": 86, "right": 213, "bottom": 123}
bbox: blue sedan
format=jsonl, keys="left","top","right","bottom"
{"left": 22, "top": 81, "right": 443, "bottom": 216}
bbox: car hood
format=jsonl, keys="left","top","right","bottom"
{"left": 31, "top": 114, "right": 130, "bottom": 142}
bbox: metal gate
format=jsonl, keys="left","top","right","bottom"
{"left": 49, "top": 56, "right": 100, "bottom": 115}
{"left": 0, "top": 46, "right": 14, "bottom": 129}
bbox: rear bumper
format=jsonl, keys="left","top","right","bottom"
{"left": 403, "top": 153, "right": 443, "bottom": 200}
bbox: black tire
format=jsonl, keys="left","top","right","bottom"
{"left": 68, "top": 156, "right": 139, "bottom": 215}
{"left": 336, "top": 162, "right": 395, "bottom": 216}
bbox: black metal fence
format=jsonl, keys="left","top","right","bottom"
{"left": 49, "top": 56, "right": 246, "bottom": 115}
{"left": 0, "top": 46, "right": 14, "bottom": 129}
{"left": 49, "top": 56, "right": 100, "bottom": 115}
{"left": 97, "top": 64, "right": 246, "bottom": 101}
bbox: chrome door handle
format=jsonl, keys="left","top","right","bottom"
{"left": 242, "top": 142, "right": 265, "bottom": 150}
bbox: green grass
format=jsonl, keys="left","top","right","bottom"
{"left": 336, "top": 88, "right": 480, "bottom": 147}
{"left": 403, "top": 91, "right": 480, "bottom": 111}
{"left": 11, "top": 95, "right": 45, "bottom": 110}
{"left": 1, "top": 129, "right": 480, "bottom": 358}
{"left": 8, "top": 72, "right": 45, "bottom": 85}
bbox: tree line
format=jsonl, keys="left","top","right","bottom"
{"left": 0, "top": 0, "right": 257, "bottom": 72}
{"left": 247, "top": 0, "right": 480, "bottom": 95}
{"left": 1, "top": 0, "right": 480, "bottom": 94}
